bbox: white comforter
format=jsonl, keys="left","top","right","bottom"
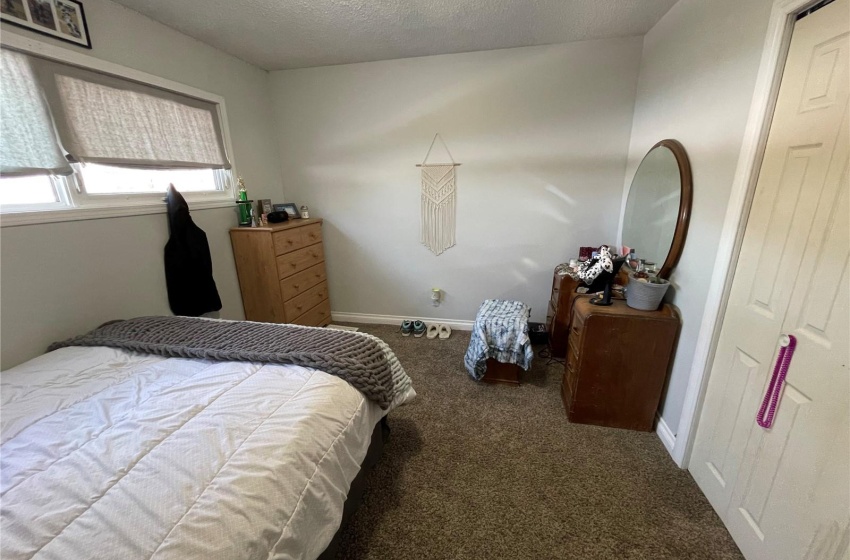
{"left": 1, "top": 346, "right": 410, "bottom": 560}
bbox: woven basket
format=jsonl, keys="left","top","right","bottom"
{"left": 626, "top": 276, "right": 670, "bottom": 311}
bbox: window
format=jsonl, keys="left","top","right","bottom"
{"left": 77, "top": 165, "right": 225, "bottom": 195}
{"left": 0, "top": 40, "right": 235, "bottom": 225}
{"left": 0, "top": 175, "right": 60, "bottom": 206}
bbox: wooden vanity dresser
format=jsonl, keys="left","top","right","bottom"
{"left": 558, "top": 137, "right": 691, "bottom": 432}
{"left": 230, "top": 218, "right": 331, "bottom": 327}
{"left": 561, "top": 297, "right": 680, "bottom": 431}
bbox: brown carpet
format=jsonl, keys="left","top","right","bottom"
{"left": 335, "top": 324, "right": 743, "bottom": 560}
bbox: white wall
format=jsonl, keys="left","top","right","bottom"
{"left": 0, "top": 0, "right": 282, "bottom": 368}
{"left": 622, "top": 0, "right": 775, "bottom": 434}
{"left": 270, "top": 39, "right": 642, "bottom": 324}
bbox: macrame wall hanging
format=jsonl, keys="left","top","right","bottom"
{"left": 417, "top": 133, "right": 461, "bottom": 256}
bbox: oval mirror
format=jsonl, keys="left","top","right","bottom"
{"left": 621, "top": 139, "right": 692, "bottom": 279}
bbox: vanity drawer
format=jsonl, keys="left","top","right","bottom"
{"left": 547, "top": 300, "right": 557, "bottom": 330}
{"left": 568, "top": 328, "right": 581, "bottom": 358}
{"left": 571, "top": 308, "right": 586, "bottom": 332}
{"left": 561, "top": 371, "right": 575, "bottom": 411}
{"left": 280, "top": 263, "right": 326, "bottom": 301}
{"left": 277, "top": 244, "right": 324, "bottom": 279}
{"left": 552, "top": 274, "right": 561, "bottom": 295}
{"left": 285, "top": 281, "right": 329, "bottom": 320}
{"left": 551, "top": 291, "right": 561, "bottom": 313}
{"left": 566, "top": 350, "right": 579, "bottom": 394}
{"left": 569, "top": 317, "right": 584, "bottom": 351}
{"left": 290, "top": 298, "right": 331, "bottom": 327}
{"left": 272, "top": 223, "right": 323, "bottom": 256}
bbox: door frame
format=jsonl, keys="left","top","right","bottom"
{"left": 673, "top": 0, "right": 830, "bottom": 468}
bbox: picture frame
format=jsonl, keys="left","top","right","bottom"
{"left": 258, "top": 199, "right": 272, "bottom": 215}
{"left": 278, "top": 203, "right": 300, "bottom": 219}
{"left": 1, "top": 0, "right": 91, "bottom": 49}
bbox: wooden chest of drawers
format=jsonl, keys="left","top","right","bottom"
{"left": 229, "top": 218, "right": 331, "bottom": 327}
{"left": 561, "top": 297, "right": 680, "bottom": 431}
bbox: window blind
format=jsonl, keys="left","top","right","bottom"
{"left": 34, "top": 58, "right": 232, "bottom": 170}
{"left": 0, "top": 49, "right": 73, "bottom": 177}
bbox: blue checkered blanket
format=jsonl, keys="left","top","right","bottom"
{"left": 464, "top": 299, "right": 534, "bottom": 380}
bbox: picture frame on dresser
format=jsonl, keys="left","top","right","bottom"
{"left": 277, "top": 203, "right": 299, "bottom": 219}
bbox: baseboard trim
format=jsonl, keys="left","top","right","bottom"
{"left": 331, "top": 311, "right": 474, "bottom": 331}
{"left": 656, "top": 414, "right": 677, "bottom": 460}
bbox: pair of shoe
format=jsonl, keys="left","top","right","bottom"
{"left": 401, "top": 320, "right": 426, "bottom": 337}
{"left": 400, "top": 320, "right": 452, "bottom": 339}
{"left": 426, "top": 323, "right": 452, "bottom": 340}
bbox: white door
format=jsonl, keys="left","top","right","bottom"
{"left": 690, "top": 1, "right": 850, "bottom": 559}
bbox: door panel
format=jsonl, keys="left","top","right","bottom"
{"left": 703, "top": 348, "right": 761, "bottom": 490}
{"left": 790, "top": 132, "right": 849, "bottom": 345}
{"left": 747, "top": 144, "right": 823, "bottom": 319}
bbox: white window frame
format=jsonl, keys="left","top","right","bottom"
{"left": 0, "top": 33, "right": 238, "bottom": 228}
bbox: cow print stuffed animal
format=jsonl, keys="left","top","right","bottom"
{"left": 577, "top": 245, "right": 614, "bottom": 285}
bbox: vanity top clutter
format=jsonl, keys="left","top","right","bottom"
{"left": 554, "top": 244, "right": 672, "bottom": 311}
{"left": 557, "top": 245, "right": 654, "bottom": 280}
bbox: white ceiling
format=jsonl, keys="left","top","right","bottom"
{"left": 112, "top": 0, "right": 678, "bottom": 71}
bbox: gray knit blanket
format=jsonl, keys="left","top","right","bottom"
{"left": 48, "top": 316, "right": 410, "bottom": 410}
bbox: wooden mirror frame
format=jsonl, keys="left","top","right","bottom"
{"left": 627, "top": 139, "right": 693, "bottom": 279}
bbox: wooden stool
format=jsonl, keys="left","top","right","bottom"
{"left": 482, "top": 358, "right": 522, "bottom": 385}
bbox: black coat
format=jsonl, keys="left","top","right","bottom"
{"left": 164, "top": 185, "right": 222, "bottom": 316}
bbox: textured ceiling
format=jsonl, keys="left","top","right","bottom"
{"left": 112, "top": 0, "right": 678, "bottom": 70}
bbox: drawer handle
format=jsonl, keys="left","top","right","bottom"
{"left": 290, "top": 262, "right": 297, "bottom": 268}
{"left": 286, "top": 239, "right": 294, "bottom": 245}
{"left": 310, "top": 252, "right": 318, "bottom": 258}
{"left": 296, "top": 305, "right": 303, "bottom": 311}
{"left": 292, "top": 284, "right": 299, "bottom": 290}
{"left": 308, "top": 233, "right": 317, "bottom": 239}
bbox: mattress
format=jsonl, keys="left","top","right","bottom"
{"left": 1, "top": 345, "right": 404, "bottom": 560}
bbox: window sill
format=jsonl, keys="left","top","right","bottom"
{"left": 0, "top": 198, "right": 236, "bottom": 228}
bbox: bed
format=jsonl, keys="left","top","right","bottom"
{"left": 1, "top": 319, "right": 414, "bottom": 560}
